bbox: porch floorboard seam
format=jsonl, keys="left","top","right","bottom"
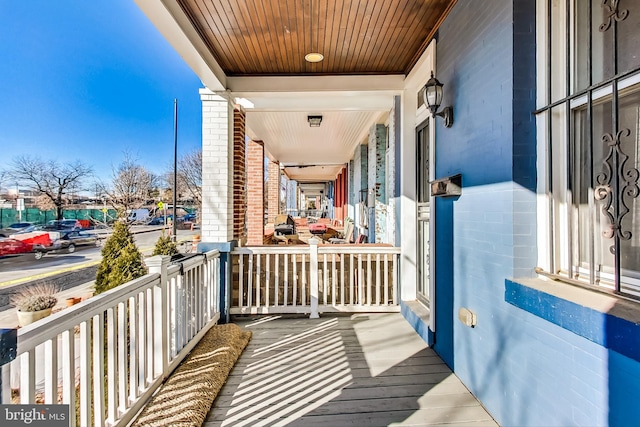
{"left": 203, "top": 313, "right": 498, "bottom": 427}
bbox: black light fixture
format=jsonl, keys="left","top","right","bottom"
{"left": 307, "top": 115, "right": 323, "bottom": 127}
{"left": 424, "top": 71, "right": 453, "bottom": 128}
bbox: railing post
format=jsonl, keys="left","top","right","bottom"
{"left": 196, "top": 241, "right": 236, "bottom": 323}
{"left": 147, "top": 255, "right": 170, "bottom": 378}
{"left": 0, "top": 328, "right": 17, "bottom": 403}
{"left": 309, "top": 238, "right": 320, "bottom": 318}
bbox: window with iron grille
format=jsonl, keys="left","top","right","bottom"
{"left": 536, "top": 0, "right": 640, "bottom": 298}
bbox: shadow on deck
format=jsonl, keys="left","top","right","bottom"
{"left": 204, "top": 313, "right": 498, "bottom": 426}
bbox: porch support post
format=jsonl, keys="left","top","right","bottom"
{"left": 198, "top": 241, "right": 236, "bottom": 324}
{"left": 200, "top": 89, "right": 244, "bottom": 323}
{"left": 309, "top": 237, "right": 320, "bottom": 318}
{"left": 0, "top": 328, "right": 17, "bottom": 403}
{"left": 200, "top": 88, "right": 235, "bottom": 243}
{"left": 246, "top": 140, "right": 265, "bottom": 245}
{"left": 369, "top": 124, "right": 388, "bottom": 243}
{"left": 267, "top": 160, "right": 280, "bottom": 223}
{"left": 147, "top": 255, "right": 170, "bottom": 378}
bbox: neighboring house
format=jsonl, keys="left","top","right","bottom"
{"left": 137, "top": 1, "right": 640, "bottom": 425}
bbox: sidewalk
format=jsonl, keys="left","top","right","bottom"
{"left": 0, "top": 280, "right": 95, "bottom": 329}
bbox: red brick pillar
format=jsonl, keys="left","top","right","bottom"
{"left": 333, "top": 167, "right": 347, "bottom": 223}
{"left": 246, "top": 140, "right": 265, "bottom": 245}
{"left": 267, "top": 161, "right": 280, "bottom": 224}
{"left": 233, "top": 108, "right": 247, "bottom": 244}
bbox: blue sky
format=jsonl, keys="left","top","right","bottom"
{"left": 0, "top": 1, "right": 204, "bottom": 185}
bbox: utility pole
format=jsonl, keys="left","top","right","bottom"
{"left": 172, "top": 99, "right": 178, "bottom": 241}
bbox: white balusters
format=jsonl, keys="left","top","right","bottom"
{"left": 230, "top": 245, "right": 400, "bottom": 315}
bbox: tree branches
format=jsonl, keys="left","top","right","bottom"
{"left": 100, "top": 152, "right": 158, "bottom": 217}
{"left": 7, "top": 156, "right": 93, "bottom": 219}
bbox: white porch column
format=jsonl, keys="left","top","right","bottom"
{"left": 309, "top": 238, "right": 320, "bottom": 319}
{"left": 400, "top": 87, "right": 418, "bottom": 301}
{"left": 200, "top": 88, "right": 234, "bottom": 243}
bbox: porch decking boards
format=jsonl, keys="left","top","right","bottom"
{"left": 204, "top": 314, "right": 498, "bottom": 427}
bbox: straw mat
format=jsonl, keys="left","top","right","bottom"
{"left": 132, "top": 323, "right": 252, "bottom": 427}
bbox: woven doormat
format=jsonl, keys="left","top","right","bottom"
{"left": 132, "top": 323, "right": 252, "bottom": 427}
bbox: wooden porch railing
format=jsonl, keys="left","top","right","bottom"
{"left": 231, "top": 239, "right": 400, "bottom": 317}
{"left": 0, "top": 250, "right": 220, "bottom": 427}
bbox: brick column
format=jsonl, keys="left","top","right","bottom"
{"left": 246, "top": 140, "right": 265, "bottom": 245}
{"left": 267, "top": 161, "right": 280, "bottom": 223}
{"left": 233, "top": 108, "right": 247, "bottom": 244}
{"left": 200, "top": 89, "right": 234, "bottom": 243}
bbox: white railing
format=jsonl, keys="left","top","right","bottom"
{"left": 1, "top": 250, "right": 220, "bottom": 427}
{"left": 231, "top": 239, "right": 400, "bottom": 317}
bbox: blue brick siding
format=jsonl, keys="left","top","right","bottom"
{"left": 416, "top": 0, "right": 640, "bottom": 425}
{"left": 359, "top": 145, "right": 367, "bottom": 192}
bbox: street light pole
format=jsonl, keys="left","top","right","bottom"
{"left": 173, "top": 99, "right": 178, "bottom": 241}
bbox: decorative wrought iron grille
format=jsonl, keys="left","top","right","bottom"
{"left": 535, "top": 0, "right": 640, "bottom": 296}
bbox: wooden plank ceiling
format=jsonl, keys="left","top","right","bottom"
{"left": 176, "top": 0, "right": 455, "bottom": 76}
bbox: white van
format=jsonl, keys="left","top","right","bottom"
{"left": 127, "top": 209, "right": 150, "bottom": 223}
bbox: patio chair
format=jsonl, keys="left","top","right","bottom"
{"left": 329, "top": 220, "right": 354, "bottom": 244}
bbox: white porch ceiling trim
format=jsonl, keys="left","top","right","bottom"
{"left": 232, "top": 92, "right": 396, "bottom": 112}
{"left": 226, "top": 75, "right": 405, "bottom": 93}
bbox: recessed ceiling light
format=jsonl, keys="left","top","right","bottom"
{"left": 307, "top": 115, "right": 323, "bottom": 127}
{"left": 305, "top": 52, "right": 324, "bottom": 63}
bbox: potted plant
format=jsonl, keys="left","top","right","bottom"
{"left": 11, "top": 284, "right": 59, "bottom": 327}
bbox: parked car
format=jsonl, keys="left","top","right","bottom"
{"left": 183, "top": 213, "right": 196, "bottom": 222}
{"left": 10, "top": 224, "right": 46, "bottom": 235}
{"left": 0, "top": 222, "right": 34, "bottom": 237}
{"left": 148, "top": 216, "right": 166, "bottom": 225}
{"left": 0, "top": 238, "right": 33, "bottom": 257}
{"left": 43, "top": 219, "right": 83, "bottom": 231}
{"left": 53, "top": 230, "right": 100, "bottom": 253}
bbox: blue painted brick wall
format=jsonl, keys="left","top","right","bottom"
{"left": 430, "top": 1, "right": 640, "bottom": 426}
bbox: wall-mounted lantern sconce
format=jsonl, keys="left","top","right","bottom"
{"left": 424, "top": 71, "right": 453, "bottom": 128}
{"left": 307, "top": 115, "right": 323, "bottom": 127}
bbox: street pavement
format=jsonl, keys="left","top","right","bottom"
{"left": 0, "top": 225, "right": 198, "bottom": 328}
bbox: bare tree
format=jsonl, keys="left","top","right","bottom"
{"left": 181, "top": 150, "right": 202, "bottom": 205}
{"left": 0, "top": 170, "right": 7, "bottom": 195}
{"left": 8, "top": 156, "right": 93, "bottom": 220}
{"left": 165, "top": 150, "right": 202, "bottom": 206}
{"left": 102, "top": 153, "right": 157, "bottom": 217}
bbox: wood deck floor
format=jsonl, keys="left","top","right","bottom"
{"left": 204, "top": 313, "right": 498, "bottom": 427}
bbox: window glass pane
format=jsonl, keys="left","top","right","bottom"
{"left": 574, "top": 0, "right": 591, "bottom": 91}
{"left": 573, "top": 88, "right": 640, "bottom": 285}
{"left": 618, "top": 89, "right": 640, "bottom": 274}
{"left": 417, "top": 125, "right": 430, "bottom": 203}
{"left": 573, "top": 100, "right": 615, "bottom": 281}
{"left": 592, "top": 1, "right": 614, "bottom": 83}
{"left": 571, "top": 107, "right": 591, "bottom": 276}
{"left": 618, "top": 3, "right": 640, "bottom": 75}
{"left": 551, "top": 104, "right": 569, "bottom": 272}
{"left": 591, "top": 98, "right": 615, "bottom": 278}
{"left": 551, "top": 0, "right": 568, "bottom": 102}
